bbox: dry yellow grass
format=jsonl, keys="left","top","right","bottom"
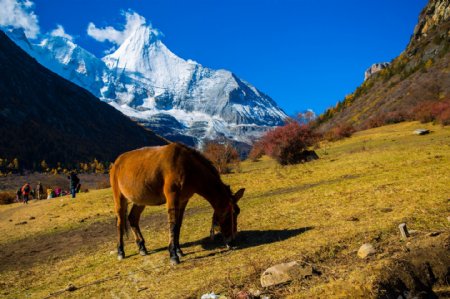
{"left": 0, "top": 121, "right": 449, "bottom": 298}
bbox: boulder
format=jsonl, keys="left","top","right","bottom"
{"left": 260, "top": 261, "right": 313, "bottom": 287}
{"left": 413, "top": 129, "right": 430, "bottom": 135}
{"left": 357, "top": 243, "right": 376, "bottom": 258}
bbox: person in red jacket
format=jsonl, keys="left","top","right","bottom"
{"left": 21, "top": 183, "right": 31, "bottom": 204}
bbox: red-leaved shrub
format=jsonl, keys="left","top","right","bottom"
{"left": 253, "top": 121, "right": 318, "bottom": 165}
{"left": 324, "top": 124, "right": 356, "bottom": 141}
{"left": 0, "top": 191, "right": 17, "bottom": 205}
{"left": 413, "top": 100, "right": 450, "bottom": 125}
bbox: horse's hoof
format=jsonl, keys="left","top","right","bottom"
{"left": 117, "top": 254, "right": 124, "bottom": 261}
{"left": 170, "top": 256, "right": 180, "bottom": 265}
{"left": 139, "top": 249, "right": 147, "bottom": 256}
{"left": 226, "top": 244, "right": 237, "bottom": 250}
{"left": 176, "top": 249, "right": 185, "bottom": 258}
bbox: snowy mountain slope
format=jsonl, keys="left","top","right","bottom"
{"left": 6, "top": 28, "right": 112, "bottom": 98}
{"left": 5, "top": 25, "right": 287, "bottom": 145}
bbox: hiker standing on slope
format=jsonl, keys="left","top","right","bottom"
{"left": 68, "top": 172, "right": 80, "bottom": 198}
{"left": 21, "top": 182, "right": 31, "bottom": 204}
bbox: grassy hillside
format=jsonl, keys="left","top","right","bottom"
{"left": 0, "top": 122, "right": 449, "bottom": 298}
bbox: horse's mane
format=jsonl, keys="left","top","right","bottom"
{"left": 174, "top": 142, "right": 222, "bottom": 181}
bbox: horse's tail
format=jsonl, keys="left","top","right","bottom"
{"left": 110, "top": 163, "right": 129, "bottom": 239}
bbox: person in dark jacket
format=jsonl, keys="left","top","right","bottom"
{"left": 68, "top": 172, "right": 80, "bottom": 198}
{"left": 21, "top": 182, "right": 31, "bottom": 204}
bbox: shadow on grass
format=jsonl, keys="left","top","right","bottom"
{"left": 149, "top": 227, "right": 313, "bottom": 262}
{"left": 183, "top": 226, "right": 314, "bottom": 251}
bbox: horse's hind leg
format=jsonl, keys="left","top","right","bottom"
{"left": 128, "top": 204, "right": 147, "bottom": 256}
{"left": 115, "top": 194, "right": 128, "bottom": 261}
{"left": 174, "top": 204, "right": 187, "bottom": 258}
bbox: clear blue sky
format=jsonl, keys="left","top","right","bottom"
{"left": 32, "top": 0, "right": 427, "bottom": 116}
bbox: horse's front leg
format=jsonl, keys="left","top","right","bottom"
{"left": 167, "top": 204, "right": 187, "bottom": 265}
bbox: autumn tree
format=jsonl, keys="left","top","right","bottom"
{"left": 203, "top": 142, "right": 240, "bottom": 174}
{"left": 40, "top": 160, "right": 49, "bottom": 172}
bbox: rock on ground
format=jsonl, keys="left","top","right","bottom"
{"left": 260, "top": 261, "right": 313, "bottom": 287}
{"left": 357, "top": 243, "right": 376, "bottom": 258}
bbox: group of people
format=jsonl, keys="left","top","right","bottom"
{"left": 17, "top": 172, "right": 81, "bottom": 204}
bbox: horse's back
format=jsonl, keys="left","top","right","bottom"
{"left": 110, "top": 143, "right": 190, "bottom": 205}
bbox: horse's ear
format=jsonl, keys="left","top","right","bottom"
{"left": 233, "top": 188, "right": 245, "bottom": 203}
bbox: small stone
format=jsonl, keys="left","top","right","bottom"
{"left": 201, "top": 293, "right": 220, "bottom": 299}
{"left": 249, "top": 289, "right": 261, "bottom": 297}
{"left": 236, "top": 290, "right": 251, "bottom": 299}
{"left": 9, "top": 219, "right": 12, "bottom": 222}
{"left": 15, "top": 221, "right": 27, "bottom": 225}
{"left": 29, "top": 216, "right": 35, "bottom": 220}
{"left": 357, "top": 243, "right": 376, "bottom": 258}
{"left": 398, "top": 223, "right": 410, "bottom": 239}
{"left": 380, "top": 208, "right": 393, "bottom": 213}
{"left": 65, "top": 284, "right": 77, "bottom": 292}
{"left": 346, "top": 216, "right": 359, "bottom": 221}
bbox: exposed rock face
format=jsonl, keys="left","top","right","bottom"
{"left": 364, "top": 62, "right": 390, "bottom": 81}
{"left": 412, "top": 0, "right": 450, "bottom": 43}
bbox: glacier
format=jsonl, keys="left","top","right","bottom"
{"left": 5, "top": 25, "right": 287, "bottom": 146}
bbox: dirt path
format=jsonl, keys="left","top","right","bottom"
{"left": 0, "top": 206, "right": 206, "bottom": 273}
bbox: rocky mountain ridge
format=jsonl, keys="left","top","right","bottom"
{"left": 316, "top": 0, "right": 450, "bottom": 131}
{"left": 0, "top": 30, "right": 166, "bottom": 168}
{"left": 6, "top": 23, "right": 287, "bottom": 146}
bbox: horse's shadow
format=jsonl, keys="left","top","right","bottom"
{"left": 147, "top": 227, "right": 313, "bottom": 260}
{"left": 185, "top": 226, "right": 314, "bottom": 251}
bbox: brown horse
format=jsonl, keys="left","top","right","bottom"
{"left": 110, "top": 142, "right": 245, "bottom": 264}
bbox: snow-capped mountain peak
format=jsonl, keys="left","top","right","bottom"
{"left": 4, "top": 23, "right": 287, "bottom": 146}
{"left": 104, "top": 25, "right": 177, "bottom": 72}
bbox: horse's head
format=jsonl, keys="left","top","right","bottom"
{"left": 214, "top": 187, "right": 245, "bottom": 248}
